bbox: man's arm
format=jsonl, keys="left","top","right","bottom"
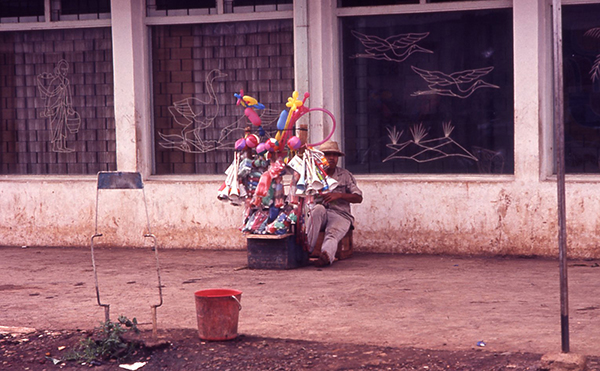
{"left": 321, "top": 192, "right": 363, "bottom": 204}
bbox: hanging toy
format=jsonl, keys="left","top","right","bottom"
{"left": 264, "top": 138, "right": 279, "bottom": 152}
{"left": 277, "top": 110, "right": 288, "bottom": 130}
{"left": 245, "top": 134, "right": 260, "bottom": 148}
{"left": 256, "top": 142, "right": 268, "bottom": 156}
{"left": 235, "top": 89, "right": 266, "bottom": 136}
{"left": 287, "top": 136, "right": 301, "bottom": 151}
{"left": 234, "top": 137, "right": 246, "bottom": 151}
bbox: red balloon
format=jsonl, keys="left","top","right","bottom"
{"left": 245, "top": 134, "right": 260, "bottom": 148}
{"left": 265, "top": 138, "right": 279, "bottom": 152}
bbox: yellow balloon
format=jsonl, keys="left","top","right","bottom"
{"left": 243, "top": 95, "right": 258, "bottom": 106}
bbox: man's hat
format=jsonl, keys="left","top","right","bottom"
{"left": 318, "top": 141, "right": 345, "bottom": 156}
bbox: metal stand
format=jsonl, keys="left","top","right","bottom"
{"left": 90, "top": 171, "right": 163, "bottom": 338}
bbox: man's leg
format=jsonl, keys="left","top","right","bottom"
{"left": 320, "top": 211, "right": 351, "bottom": 265}
{"left": 306, "top": 204, "right": 327, "bottom": 254}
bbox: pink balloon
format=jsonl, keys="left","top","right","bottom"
{"left": 234, "top": 138, "right": 246, "bottom": 151}
{"left": 287, "top": 136, "right": 301, "bottom": 150}
{"left": 256, "top": 142, "right": 267, "bottom": 155}
{"left": 245, "top": 107, "right": 262, "bottom": 127}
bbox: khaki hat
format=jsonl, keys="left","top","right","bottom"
{"left": 318, "top": 141, "right": 345, "bottom": 156}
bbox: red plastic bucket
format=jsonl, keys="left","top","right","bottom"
{"left": 194, "top": 288, "right": 242, "bottom": 341}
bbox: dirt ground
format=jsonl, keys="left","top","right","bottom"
{"left": 1, "top": 246, "right": 600, "bottom": 370}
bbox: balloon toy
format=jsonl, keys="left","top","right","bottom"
{"left": 235, "top": 89, "right": 266, "bottom": 136}
{"left": 245, "top": 134, "right": 260, "bottom": 148}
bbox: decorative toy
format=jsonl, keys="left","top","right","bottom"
{"left": 219, "top": 89, "right": 339, "bottom": 236}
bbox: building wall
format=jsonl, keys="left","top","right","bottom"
{"left": 2, "top": 0, "right": 600, "bottom": 258}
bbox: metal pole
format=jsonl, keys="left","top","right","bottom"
{"left": 551, "top": 0, "right": 569, "bottom": 353}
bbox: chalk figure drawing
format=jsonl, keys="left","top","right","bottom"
{"left": 584, "top": 27, "right": 600, "bottom": 82}
{"left": 37, "top": 60, "right": 81, "bottom": 153}
{"left": 411, "top": 66, "right": 499, "bottom": 98}
{"left": 383, "top": 122, "right": 477, "bottom": 163}
{"left": 158, "top": 69, "right": 280, "bottom": 153}
{"left": 350, "top": 30, "right": 433, "bottom": 63}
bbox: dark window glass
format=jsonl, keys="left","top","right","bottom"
{"left": 562, "top": 4, "right": 600, "bottom": 174}
{"left": 338, "top": 0, "right": 417, "bottom": 7}
{"left": 60, "top": 0, "right": 110, "bottom": 15}
{"left": 234, "top": 0, "right": 292, "bottom": 6}
{"left": 151, "top": 20, "right": 294, "bottom": 175}
{"left": 341, "top": 8, "right": 513, "bottom": 174}
{"left": 155, "top": 0, "right": 216, "bottom": 11}
{"left": 427, "top": 0, "right": 487, "bottom": 3}
{"left": 0, "top": 0, "right": 43, "bottom": 18}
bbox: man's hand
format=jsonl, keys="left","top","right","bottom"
{"left": 321, "top": 192, "right": 342, "bottom": 204}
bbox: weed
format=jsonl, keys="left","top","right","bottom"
{"left": 64, "top": 315, "right": 141, "bottom": 364}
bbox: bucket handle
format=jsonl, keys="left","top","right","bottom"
{"left": 231, "top": 295, "right": 242, "bottom": 311}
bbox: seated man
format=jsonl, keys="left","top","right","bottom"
{"left": 306, "top": 141, "right": 363, "bottom": 267}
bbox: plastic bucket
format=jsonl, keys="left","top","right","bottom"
{"left": 194, "top": 288, "right": 242, "bottom": 341}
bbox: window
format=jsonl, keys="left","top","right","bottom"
{"left": 0, "top": 0, "right": 111, "bottom": 23}
{"left": 338, "top": 0, "right": 418, "bottom": 7}
{"left": 149, "top": 0, "right": 217, "bottom": 15}
{"left": 562, "top": 3, "right": 600, "bottom": 173}
{"left": 0, "top": 29, "right": 116, "bottom": 174}
{"left": 151, "top": 20, "right": 294, "bottom": 175}
{"left": 0, "top": 0, "right": 44, "bottom": 22}
{"left": 341, "top": 7, "right": 514, "bottom": 174}
{"left": 147, "top": 0, "right": 291, "bottom": 16}
{"left": 52, "top": 0, "right": 111, "bottom": 20}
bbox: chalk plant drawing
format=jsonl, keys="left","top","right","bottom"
{"left": 158, "top": 69, "right": 280, "bottom": 153}
{"left": 350, "top": 30, "right": 433, "bottom": 63}
{"left": 411, "top": 66, "right": 499, "bottom": 98}
{"left": 383, "top": 121, "right": 477, "bottom": 163}
{"left": 37, "top": 59, "right": 81, "bottom": 153}
{"left": 584, "top": 27, "right": 600, "bottom": 82}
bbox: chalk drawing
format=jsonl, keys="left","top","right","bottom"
{"left": 350, "top": 30, "right": 433, "bottom": 63}
{"left": 37, "top": 60, "right": 81, "bottom": 153}
{"left": 383, "top": 122, "right": 477, "bottom": 163}
{"left": 158, "top": 69, "right": 227, "bottom": 153}
{"left": 158, "top": 69, "right": 281, "bottom": 153}
{"left": 584, "top": 27, "right": 600, "bottom": 82}
{"left": 411, "top": 66, "right": 499, "bottom": 98}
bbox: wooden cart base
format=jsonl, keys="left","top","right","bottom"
{"left": 246, "top": 233, "right": 309, "bottom": 269}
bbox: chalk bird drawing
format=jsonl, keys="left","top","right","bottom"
{"left": 158, "top": 69, "right": 227, "bottom": 153}
{"left": 37, "top": 59, "right": 81, "bottom": 153}
{"left": 350, "top": 30, "right": 433, "bottom": 63}
{"left": 158, "top": 69, "right": 281, "bottom": 153}
{"left": 411, "top": 66, "right": 499, "bottom": 98}
{"left": 584, "top": 27, "right": 600, "bottom": 82}
{"left": 216, "top": 107, "right": 282, "bottom": 150}
{"left": 383, "top": 122, "right": 477, "bottom": 163}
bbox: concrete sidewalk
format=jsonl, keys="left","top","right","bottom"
{"left": 1, "top": 246, "right": 599, "bottom": 357}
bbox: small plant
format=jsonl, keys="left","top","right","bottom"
{"left": 65, "top": 316, "right": 140, "bottom": 364}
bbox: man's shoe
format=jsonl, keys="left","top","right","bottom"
{"left": 314, "top": 251, "right": 331, "bottom": 267}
